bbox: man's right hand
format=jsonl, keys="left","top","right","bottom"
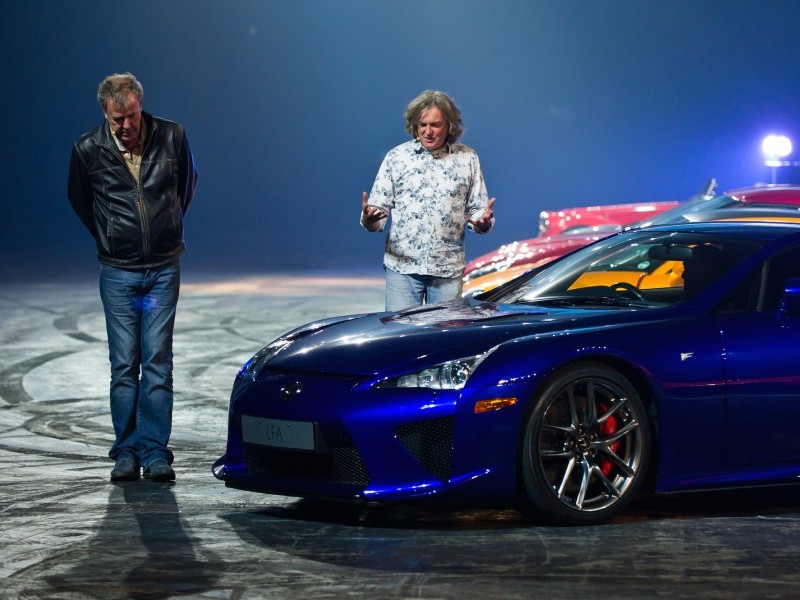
{"left": 361, "top": 191, "right": 388, "bottom": 229}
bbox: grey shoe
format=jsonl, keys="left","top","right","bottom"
{"left": 143, "top": 459, "right": 175, "bottom": 482}
{"left": 110, "top": 458, "right": 140, "bottom": 481}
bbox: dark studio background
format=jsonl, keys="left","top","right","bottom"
{"left": 3, "top": 0, "right": 800, "bottom": 282}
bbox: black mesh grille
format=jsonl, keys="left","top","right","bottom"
{"left": 395, "top": 416, "right": 455, "bottom": 482}
{"left": 244, "top": 443, "right": 370, "bottom": 492}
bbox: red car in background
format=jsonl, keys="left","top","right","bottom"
{"left": 463, "top": 184, "right": 800, "bottom": 297}
{"left": 538, "top": 200, "right": 679, "bottom": 237}
{"left": 464, "top": 197, "right": 684, "bottom": 287}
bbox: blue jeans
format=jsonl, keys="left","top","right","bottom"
{"left": 384, "top": 267, "right": 463, "bottom": 311}
{"left": 99, "top": 262, "right": 180, "bottom": 467}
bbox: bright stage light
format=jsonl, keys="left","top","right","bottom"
{"left": 762, "top": 135, "right": 793, "bottom": 166}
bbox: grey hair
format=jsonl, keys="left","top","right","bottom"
{"left": 404, "top": 90, "right": 464, "bottom": 144}
{"left": 97, "top": 72, "right": 144, "bottom": 111}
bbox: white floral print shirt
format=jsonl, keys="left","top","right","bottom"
{"left": 364, "top": 140, "right": 493, "bottom": 278}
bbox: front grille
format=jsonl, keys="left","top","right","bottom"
{"left": 395, "top": 416, "right": 455, "bottom": 482}
{"left": 244, "top": 443, "right": 370, "bottom": 492}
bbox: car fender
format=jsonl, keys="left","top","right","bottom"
{"left": 461, "top": 314, "right": 729, "bottom": 493}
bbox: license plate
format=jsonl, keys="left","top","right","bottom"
{"left": 241, "top": 416, "right": 315, "bottom": 451}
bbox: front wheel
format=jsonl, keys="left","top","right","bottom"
{"left": 520, "top": 362, "right": 651, "bottom": 525}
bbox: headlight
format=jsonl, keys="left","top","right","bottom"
{"left": 376, "top": 353, "right": 490, "bottom": 390}
{"left": 238, "top": 338, "right": 294, "bottom": 380}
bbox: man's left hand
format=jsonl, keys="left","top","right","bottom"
{"left": 468, "top": 197, "right": 496, "bottom": 232}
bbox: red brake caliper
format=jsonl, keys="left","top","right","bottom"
{"left": 598, "top": 403, "right": 619, "bottom": 477}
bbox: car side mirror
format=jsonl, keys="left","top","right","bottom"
{"left": 779, "top": 277, "right": 800, "bottom": 318}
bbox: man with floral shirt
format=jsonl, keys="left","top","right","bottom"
{"left": 361, "top": 90, "right": 495, "bottom": 311}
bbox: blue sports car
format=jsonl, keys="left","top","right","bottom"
{"left": 214, "top": 222, "right": 800, "bottom": 524}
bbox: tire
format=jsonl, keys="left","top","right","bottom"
{"left": 520, "top": 362, "right": 650, "bottom": 525}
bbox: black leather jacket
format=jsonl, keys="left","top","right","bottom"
{"left": 68, "top": 112, "right": 198, "bottom": 269}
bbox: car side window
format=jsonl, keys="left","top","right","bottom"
{"left": 760, "top": 246, "right": 800, "bottom": 312}
{"left": 714, "top": 246, "right": 800, "bottom": 314}
{"left": 715, "top": 267, "right": 762, "bottom": 313}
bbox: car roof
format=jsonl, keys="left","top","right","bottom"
{"left": 686, "top": 206, "right": 800, "bottom": 222}
{"left": 725, "top": 185, "right": 800, "bottom": 205}
{"left": 637, "top": 219, "right": 800, "bottom": 239}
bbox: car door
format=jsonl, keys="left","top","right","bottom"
{"left": 722, "top": 246, "right": 800, "bottom": 467}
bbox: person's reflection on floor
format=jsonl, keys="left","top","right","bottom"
{"left": 46, "top": 483, "right": 218, "bottom": 599}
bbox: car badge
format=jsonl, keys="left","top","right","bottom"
{"left": 280, "top": 380, "right": 304, "bottom": 400}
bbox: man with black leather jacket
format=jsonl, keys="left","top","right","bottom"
{"left": 68, "top": 72, "right": 198, "bottom": 483}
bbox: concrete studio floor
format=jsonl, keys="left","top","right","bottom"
{"left": 2, "top": 273, "right": 800, "bottom": 599}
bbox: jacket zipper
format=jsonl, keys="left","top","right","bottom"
{"left": 136, "top": 181, "right": 150, "bottom": 259}
{"left": 137, "top": 125, "right": 155, "bottom": 260}
{"left": 101, "top": 124, "right": 154, "bottom": 261}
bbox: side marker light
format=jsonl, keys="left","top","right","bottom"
{"left": 474, "top": 397, "right": 518, "bottom": 414}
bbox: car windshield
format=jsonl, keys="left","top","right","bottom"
{"left": 496, "top": 230, "right": 764, "bottom": 308}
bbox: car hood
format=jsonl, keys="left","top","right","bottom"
{"left": 266, "top": 299, "right": 641, "bottom": 377}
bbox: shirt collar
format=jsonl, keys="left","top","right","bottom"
{"left": 413, "top": 139, "right": 453, "bottom": 156}
{"left": 109, "top": 119, "right": 147, "bottom": 154}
